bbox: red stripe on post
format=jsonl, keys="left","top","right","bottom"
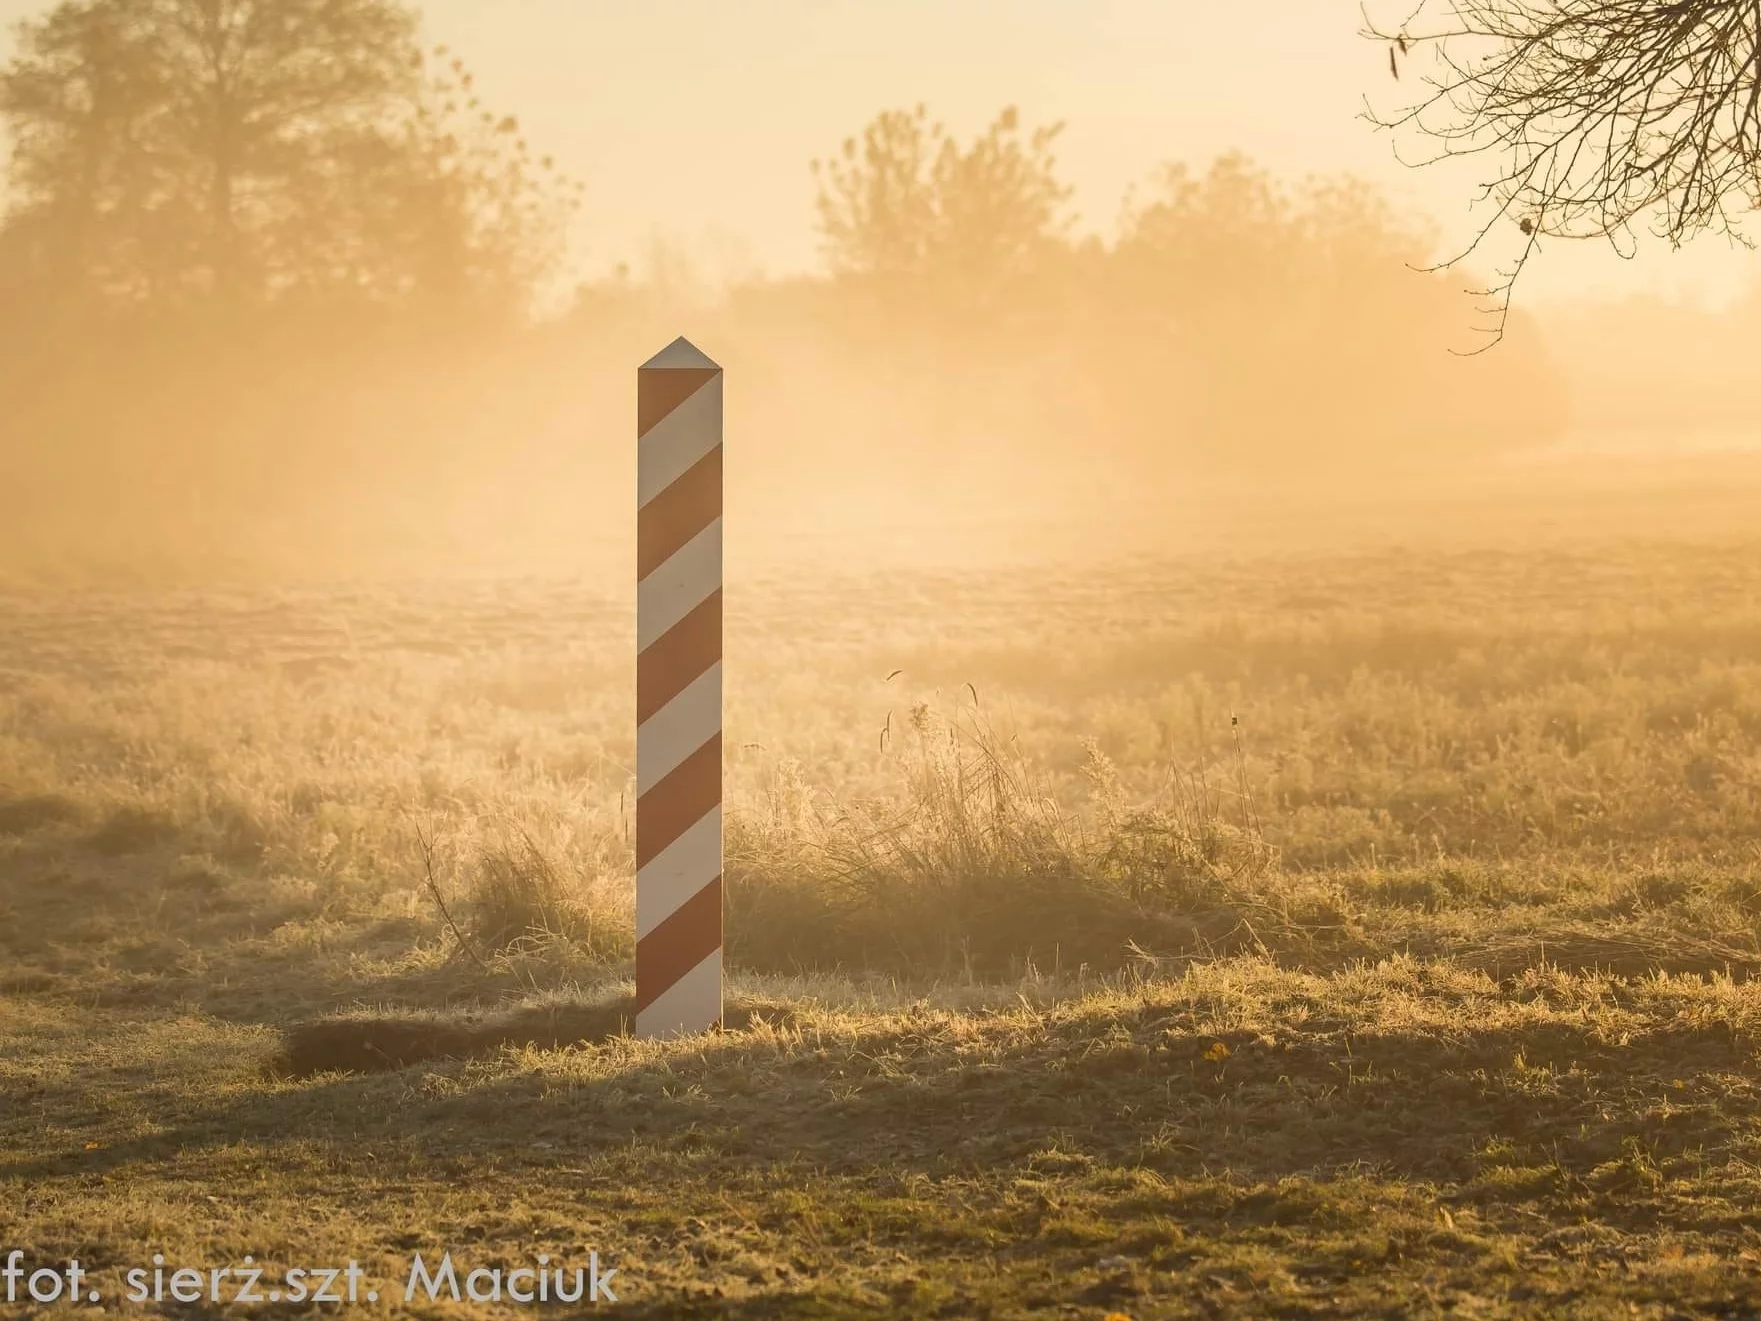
{"left": 637, "top": 444, "right": 723, "bottom": 578}
{"left": 634, "top": 876, "right": 724, "bottom": 1013}
{"left": 636, "top": 589, "right": 722, "bottom": 725}
{"left": 634, "top": 733, "right": 722, "bottom": 870}
{"left": 638, "top": 367, "right": 720, "bottom": 437}
{"left": 635, "top": 337, "right": 725, "bottom": 1038}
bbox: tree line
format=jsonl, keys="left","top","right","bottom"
{"left": 0, "top": 0, "right": 1568, "bottom": 579}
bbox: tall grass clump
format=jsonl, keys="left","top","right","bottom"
{"left": 455, "top": 824, "right": 633, "bottom": 964}
{"left": 726, "top": 701, "right": 1318, "bottom": 977}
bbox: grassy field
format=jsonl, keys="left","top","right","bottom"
{"left": 7, "top": 518, "right": 1761, "bottom": 1316}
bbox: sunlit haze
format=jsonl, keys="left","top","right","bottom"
{"left": 4, "top": 0, "right": 1761, "bottom": 584}
{"left": 3, "top": 0, "right": 1755, "bottom": 306}
{"left": 13, "top": 4, "right": 1761, "bottom": 1307}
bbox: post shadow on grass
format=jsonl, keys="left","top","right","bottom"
{"left": 10, "top": 1000, "right": 1757, "bottom": 1239}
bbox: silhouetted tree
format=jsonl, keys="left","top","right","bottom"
{"left": 1365, "top": 1, "right": 1761, "bottom": 344}
{"left": 1108, "top": 151, "right": 1568, "bottom": 470}
{"left": 811, "top": 104, "right": 1074, "bottom": 308}
{"left": 0, "top": 0, "right": 574, "bottom": 312}
{"left": 0, "top": 0, "right": 580, "bottom": 577}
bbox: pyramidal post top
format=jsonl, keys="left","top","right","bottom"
{"left": 641, "top": 336, "right": 720, "bottom": 371}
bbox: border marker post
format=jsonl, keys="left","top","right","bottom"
{"left": 634, "top": 337, "right": 724, "bottom": 1038}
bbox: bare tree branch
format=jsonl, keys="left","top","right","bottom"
{"left": 1362, "top": 0, "right": 1761, "bottom": 348}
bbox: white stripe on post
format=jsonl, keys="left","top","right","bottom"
{"left": 636, "top": 662, "right": 724, "bottom": 794}
{"left": 636, "top": 519, "right": 724, "bottom": 650}
{"left": 636, "top": 807, "right": 723, "bottom": 941}
{"left": 636, "top": 948, "right": 724, "bottom": 1040}
{"left": 635, "top": 336, "right": 724, "bottom": 1038}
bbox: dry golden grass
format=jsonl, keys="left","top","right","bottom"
{"left": 7, "top": 524, "right": 1761, "bottom": 1315}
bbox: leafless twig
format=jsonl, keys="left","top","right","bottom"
{"left": 1362, "top": 0, "right": 1761, "bottom": 349}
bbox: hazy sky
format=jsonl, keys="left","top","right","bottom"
{"left": 2, "top": 0, "right": 1756, "bottom": 307}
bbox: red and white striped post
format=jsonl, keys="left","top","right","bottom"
{"left": 635, "top": 337, "right": 724, "bottom": 1038}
